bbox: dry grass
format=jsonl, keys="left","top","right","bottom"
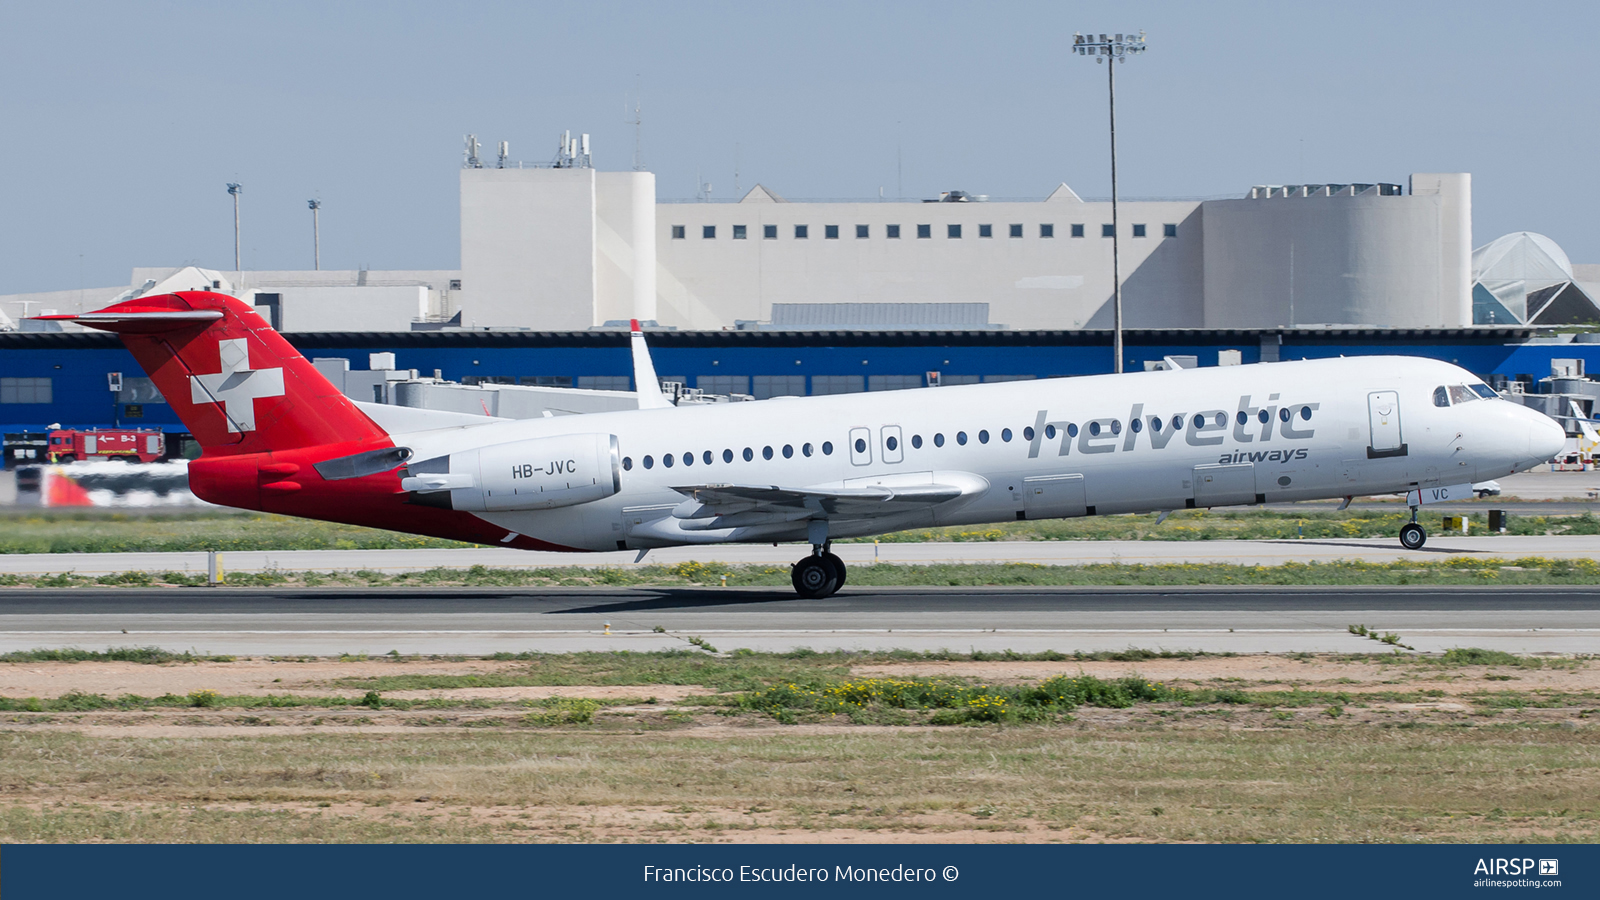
{"left": 1, "top": 651, "right": 1597, "bottom": 844}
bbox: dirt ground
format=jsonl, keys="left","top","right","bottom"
{"left": 1, "top": 653, "right": 1595, "bottom": 843}
{"left": 1, "top": 654, "right": 1592, "bottom": 701}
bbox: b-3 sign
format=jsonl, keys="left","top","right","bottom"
{"left": 1405, "top": 483, "right": 1475, "bottom": 506}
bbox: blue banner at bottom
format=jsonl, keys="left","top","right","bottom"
{"left": 4, "top": 843, "right": 1594, "bottom": 898}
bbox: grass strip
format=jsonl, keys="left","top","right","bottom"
{"left": 6, "top": 556, "right": 1600, "bottom": 588}
{"left": 3, "top": 508, "right": 1599, "bottom": 554}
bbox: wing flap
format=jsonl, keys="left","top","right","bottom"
{"left": 668, "top": 474, "right": 983, "bottom": 530}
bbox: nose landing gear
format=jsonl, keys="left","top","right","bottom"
{"left": 791, "top": 542, "right": 846, "bottom": 598}
{"left": 1398, "top": 506, "right": 1427, "bottom": 550}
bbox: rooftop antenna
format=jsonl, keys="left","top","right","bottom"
{"left": 464, "top": 134, "right": 481, "bottom": 168}
{"left": 497, "top": 140, "right": 509, "bottom": 168}
{"left": 580, "top": 133, "right": 591, "bottom": 168}
{"left": 226, "top": 183, "right": 242, "bottom": 272}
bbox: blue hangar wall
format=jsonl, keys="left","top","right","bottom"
{"left": 0, "top": 326, "right": 1578, "bottom": 434}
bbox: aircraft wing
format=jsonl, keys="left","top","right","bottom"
{"left": 667, "top": 473, "right": 985, "bottom": 530}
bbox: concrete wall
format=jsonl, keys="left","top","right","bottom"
{"left": 1202, "top": 180, "right": 1469, "bottom": 328}
{"left": 460, "top": 168, "right": 596, "bottom": 330}
{"left": 653, "top": 193, "right": 1204, "bottom": 330}
{"left": 258, "top": 285, "right": 427, "bottom": 332}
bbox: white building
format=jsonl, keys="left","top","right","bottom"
{"left": 455, "top": 167, "right": 1477, "bottom": 331}
{"left": 17, "top": 146, "right": 1591, "bottom": 334}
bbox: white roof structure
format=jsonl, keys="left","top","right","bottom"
{"left": 1472, "top": 232, "right": 1598, "bottom": 325}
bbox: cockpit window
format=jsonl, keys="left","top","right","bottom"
{"left": 1448, "top": 385, "right": 1477, "bottom": 404}
{"left": 1432, "top": 386, "right": 1449, "bottom": 407}
{"left": 1470, "top": 383, "right": 1499, "bottom": 399}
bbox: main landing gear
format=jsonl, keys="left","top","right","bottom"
{"left": 791, "top": 543, "right": 846, "bottom": 599}
{"left": 1398, "top": 506, "right": 1427, "bottom": 550}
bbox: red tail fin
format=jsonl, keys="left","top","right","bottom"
{"left": 53, "top": 291, "right": 386, "bottom": 455}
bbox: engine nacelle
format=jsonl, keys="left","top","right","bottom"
{"left": 402, "top": 433, "right": 620, "bottom": 512}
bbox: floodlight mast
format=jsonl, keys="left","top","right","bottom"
{"left": 1073, "top": 31, "right": 1146, "bottom": 374}
{"left": 226, "top": 183, "right": 243, "bottom": 272}
{"left": 308, "top": 200, "right": 322, "bottom": 270}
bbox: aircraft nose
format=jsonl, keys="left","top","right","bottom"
{"left": 1528, "top": 410, "right": 1566, "bottom": 462}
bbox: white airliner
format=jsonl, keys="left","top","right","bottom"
{"left": 45, "top": 293, "right": 1566, "bottom": 598}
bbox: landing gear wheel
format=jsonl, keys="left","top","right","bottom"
{"left": 791, "top": 556, "right": 838, "bottom": 599}
{"left": 1398, "top": 522, "right": 1427, "bottom": 550}
{"left": 821, "top": 552, "right": 846, "bottom": 591}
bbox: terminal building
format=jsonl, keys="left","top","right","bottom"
{"left": 4, "top": 135, "right": 1600, "bottom": 449}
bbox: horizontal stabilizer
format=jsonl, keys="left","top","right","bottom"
{"left": 35, "top": 309, "right": 223, "bottom": 334}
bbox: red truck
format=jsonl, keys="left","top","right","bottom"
{"left": 46, "top": 428, "right": 166, "bottom": 463}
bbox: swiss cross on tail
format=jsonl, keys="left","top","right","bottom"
{"left": 189, "top": 338, "right": 286, "bottom": 433}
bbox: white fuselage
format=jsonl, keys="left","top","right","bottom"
{"left": 389, "top": 356, "right": 1565, "bottom": 553}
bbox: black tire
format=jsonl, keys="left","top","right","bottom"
{"left": 1399, "top": 522, "right": 1426, "bottom": 550}
{"left": 790, "top": 556, "right": 838, "bottom": 599}
{"left": 821, "top": 551, "right": 846, "bottom": 592}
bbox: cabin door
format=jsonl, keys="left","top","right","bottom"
{"left": 1367, "top": 391, "right": 1407, "bottom": 458}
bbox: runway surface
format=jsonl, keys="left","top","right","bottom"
{"left": 3, "top": 534, "right": 1599, "bottom": 577}
{"left": 3, "top": 585, "right": 1595, "bottom": 656}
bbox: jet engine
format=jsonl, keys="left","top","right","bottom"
{"left": 401, "top": 433, "right": 620, "bottom": 512}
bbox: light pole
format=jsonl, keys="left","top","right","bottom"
{"left": 226, "top": 183, "right": 242, "bottom": 272}
{"left": 308, "top": 199, "right": 322, "bottom": 270}
{"left": 1073, "top": 31, "right": 1146, "bottom": 374}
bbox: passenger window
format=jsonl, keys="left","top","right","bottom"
{"left": 643, "top": 455, "right": 654, "bottom": 469}
{"left": 1150, "top": 417, "right": 1161, "bottom": 433}
{"left": 623, "top": 457, "right": 633, "bottom": 470}
{"left": 703, "top": 450, "right": 713, "bottom": 465}
{"left": 1236, "top": 411, "right": 1249, "bottom": 425}
{"left": 1279, "top": 408, "right": 1291, "bottom": 422}
{"left": 762, "top": 446, "right": 774, "bottom": 460}
{"left": 782, "top": 444, "right": 794, "bottom": 458}
{"left": 978, "top": 430, "right": 989, "bottom": 444}
{"left": 723, "top": 449, "right": 734, "bottom": 463}
{"left": 803, "top": 443, "right": 814, "bottom": 457}
{"left": 1001, "top": 428, "right": 1012, "bottom": 442}
{"left": 743, "top": 448, "right": 754, "bottom": 461}
{"left": 1299, "top": 406, "right": 1313, "bottom": 420}
{"left": 1193, "top": 415, "right": 1206, "bottom": 429}
{"left": 1045, "top": 425, "right": 1056, "bottom": 439}
{"left": 1433, "top": 386, "right": 1449, "bottom": 407}
{"left": 1111, "top": 420, "right": 1121, "bottom": 434}
{"left": 886, "top": 435, "right": 898, "bottom": 451}
{"left": 682, "top": 452, "right": 693, "bottom": 466}
{"left": 663, "top": 454, "right": 674, "bottom": 468}
{"left": 853, "top": 437, "right": 866, "bottom": 453}
{"left": 1257, "top": 410, "right": 1270, "bottom": 423}
{"left": 1171, "top": 415, "right": 1183, "bottom": 431}
{"left": 1067, "top": 423, "right": 1079, "bottom": 437}
{"left": 1130, "top": 418, "right": 1142, "bottom": 433}
{"left": 1448, "top": 385, "right": 1476, "bottom": 404}
{"left": 822, "top": 441, "right": 834, "bottom": 455}
{"left": 1023, "top": 426, "right": 1035, "bottom": 441}
{"left": 957, "top": 431, "right": 968, "bottom": 445}
{"left": 934, "top": 433, "right": 945, "bottom": 447}
{"left": 912, "top": 435, "right": 923, "bottom": 448}
{"left": 1089, "top": 422, "right": 1101, "bottom": 436}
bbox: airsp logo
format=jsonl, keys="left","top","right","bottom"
{"left": 189, "top": 338, "right": 285, "bottom": 433}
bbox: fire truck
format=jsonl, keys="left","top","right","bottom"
{"left": 46, "top": 428, "right": 166, "bottom": 463}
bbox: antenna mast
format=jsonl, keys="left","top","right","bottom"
{"left": 628, "top": 77, "right": 644, "bottom": 171}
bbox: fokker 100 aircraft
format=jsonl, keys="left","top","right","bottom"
{"left": 43, "top": 293, "right": 1566, "bottom": 597}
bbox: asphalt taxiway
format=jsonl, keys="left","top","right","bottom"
{"left": 2, "top": 585, "right": 1595, "bottom": 656}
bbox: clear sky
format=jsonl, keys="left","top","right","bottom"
{"left": 1, "top": 0, "right": 1595, "bottom": 296}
